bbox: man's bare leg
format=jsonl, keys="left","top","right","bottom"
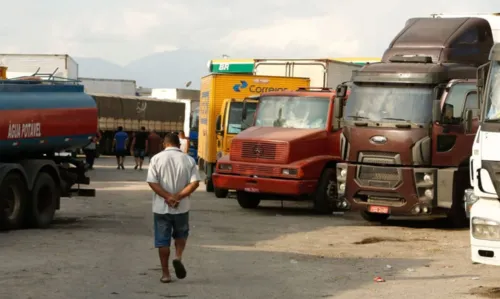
{"left": 158, "top": 247, "right": 172, "bottom": 282}
{"left": 139, "top": 157, "right": 144, "bottom": 170}
{"left": 116, "top": 156, "right": 120, "bottom": 169}
{"left": 174, "top": 238, "right": 186, "bottom": 260}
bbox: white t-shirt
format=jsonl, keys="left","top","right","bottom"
{"left": 180, "top": 138, "right": 188, "bottom": 153}
{"left": 146, "top": 147, "right": 201, "bottom": 214}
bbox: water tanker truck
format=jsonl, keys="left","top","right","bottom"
{"left": 0, "top": 76, "right": 97, "bottom": 229}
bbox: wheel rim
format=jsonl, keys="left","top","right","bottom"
{"left": 326, "top": 179, "right": 337, "bottom": 200}
{"left": 4, "top": 186, "right": 18, "bottom": 219}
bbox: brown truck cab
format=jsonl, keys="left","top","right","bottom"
{"left": 212, "top": 88, "right": 348, "bottom": 213}
{"left": 335, "top": 17, "right": 493, "bottom": 226}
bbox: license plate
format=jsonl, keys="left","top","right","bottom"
{"left": 368, "top": 205, "right": 390, "bottom": 214}
{"left": 244, "top": 187, "right": 259, "bottom": 193}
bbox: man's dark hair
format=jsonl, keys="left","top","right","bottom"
{"left": 164, "top": 132, "right": 180, "bottom": 147}
{"left": 118, "top": 126, "right": 123, "bottom": 131}
{"left": 141, "top": 126, "right": 146, "bottom": 131}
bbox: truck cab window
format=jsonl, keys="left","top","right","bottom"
{"left": 442, "top": 83, "right": 476, "bottom": 124}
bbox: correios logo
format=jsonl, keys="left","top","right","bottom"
{"left": 232, "top": 80, "right": 248, "bottom": 92}
{"left": 232, "top": 80, "right": 289, "bottom": 93}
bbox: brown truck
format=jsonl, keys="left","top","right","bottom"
{"left": 212, "top": 88, "right": 348, "bottom": 213}
{"left": 334, "top": 17, "right": 493, "bottom": 226}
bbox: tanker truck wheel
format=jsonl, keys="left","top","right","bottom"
{"left": 0, "top": 173, "right": 28, "bottom": 230}
{"left": 27, "top": 173, "right": 58, "bottom": 229}
{"left": 236, "top": 191, "right": 260, "bottom": 209}
{"left": 214, "top": 188, "right": 229, "bottom": 198}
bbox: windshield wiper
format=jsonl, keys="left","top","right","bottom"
{"left": 347, "top": 115, "right": 368, "bottom": 120}
{"left": 381, "top": 117, "right": 421, "bottom": 128}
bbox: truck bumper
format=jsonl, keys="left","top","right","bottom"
{"left": 336, "top": 162, "right": 444, "bottom": 216}
{"left": 470, "top": 198, "right": 500, "bottom": 265}
{"left": 212, "top": 173, "right": 317, "bottom": 196}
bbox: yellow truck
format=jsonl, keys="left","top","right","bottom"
{"left": 198, "top": 74, "right": 310, "bottom": 192}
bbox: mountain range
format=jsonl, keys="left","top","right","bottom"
{"left": 75, "top": 49, "right": 214, "bottom": 90}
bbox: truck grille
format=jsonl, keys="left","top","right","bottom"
{"left": 233, "top": 164, "right": 280, "bottom": 177}
{"left": 356, "top": 152, "right": 402, "bottom": 188}
{"left": 230, "top": 140, "right": 288, "bottom": 163}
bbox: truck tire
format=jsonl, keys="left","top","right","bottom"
{"left": 214, "top": 188, "right": 229, "bottom": 198}
{"left": 446, "top": 173, "right": 469, "bottom": 228}
{"left": 27, "top": 173, "right": 58, "bottom": 229}
{"left": 360, "top": 211, "right": 390, "bottom": 223}
{"left": 0, "top": 173, "right": 28, "bottom": 230}
{"left": 236, "top": 191, "right": 260, "bottom": 209}
{"left": 206, "top": 178, "right": 214, "bottom": 192}
{"left": 313, "top": 168, "right": 337, "bottom": 214}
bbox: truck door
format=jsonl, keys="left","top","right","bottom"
{"left": 432, "top": 81, "right": 479, "bottom": 166}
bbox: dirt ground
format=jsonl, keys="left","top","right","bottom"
{"left": 1, "top": 156, "right": 500, "bottom": 299}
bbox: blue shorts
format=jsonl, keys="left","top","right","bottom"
{"left": 134, "top": 149, "right": 145, "bottom": 159}
{"left": 153, "top": 212, "right": 189, "bottom": 248}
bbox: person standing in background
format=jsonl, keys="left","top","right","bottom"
{"left": 148, "top": 130, "right": 163, "bottom": 160}
{"left": 83, "top": 130, "right": 101, "bottom": 170}
{"left": 178, "top": 130, "right": 188, "bottom": 154}
{"left": 131, "top": 126, "right": 149, "bottom": 170}
{"left": 147, "top": 133, "right": 200, "bottom": 283}
{"left": 112, "top": 126, "right": 128, "bottom": 170}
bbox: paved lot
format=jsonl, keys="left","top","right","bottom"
{"left": 1, "top": 156, "right": 500, "bottom": 299}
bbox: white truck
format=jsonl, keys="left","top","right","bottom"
{"left": 79, "top": 77, "right": 137, "bottom": 96}
{"left": 445, "top": 13, "right": 500, "bottom": 265}
{"left": 0, "top": 54, "right": 78, "bottom": 79}
{"left": 253, "top": 59, "right": 361, "bottom": 88}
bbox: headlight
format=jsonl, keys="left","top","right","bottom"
{"left": 472, "top": 217, "right": 500, "bottom": 241}
{"left": 424, "top": 188, "right": 433, "bottom": 199}
{"left": 423, "top": 174, "right": 432, "bottom": 183}
{"left": 340, "top": 169, "right": 347, "bottom": 178}
{"left": 282, "top": 168, "right": 298, "bottom": 175}
{"left": 218, "top": 163, "right": 232, "bottom": 171}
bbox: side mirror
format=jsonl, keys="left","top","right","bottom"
{"left": 477, "top": 62, "right": 490, "bottom": 89}
{"left": 464, "top": 109, "right": 473, "bottom": 133}
{"left": 336, "top": 84, "right": 348, "bottom": 98}
{"left": 441, "top": 103, "right": 454, "bottom": 124}
{"left": 215, "top": 115, "right": 223, "bottom": 134}
{"left": 432, "top": 100, "right": 441, "bottom": 122}
{"left": 242, "top": 101, "right": 247, "bottom": 120}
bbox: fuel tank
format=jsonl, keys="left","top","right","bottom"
{"left": 0, "top": 80, "right": 97, "bottom": 156}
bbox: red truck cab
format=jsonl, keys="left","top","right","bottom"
{"left": 212, "top": 88, "right": 349, "bottom": 213}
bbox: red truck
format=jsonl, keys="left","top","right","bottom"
{"left": 212, "top": 88, "right": 349, "bottom": 213}
{"left": 334, "top": 17, "right": 493, "bottom": 226}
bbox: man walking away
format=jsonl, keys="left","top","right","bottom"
{"left": 179, "top": 130, "right": 188, "bottom": 154}
{"left": 83, "top": 131, "right": 101, "bottom": 170}
{"left": 147, "top": 133, "right": 200, "bottom": 283}
{"left": 113, "top": 126, "right": 128, "bottom": 169}
{"left": 131, "top": 126, "right": 149, "bottom": 170}
{"left": 147, "top": 130, "right": 163, "bottom": 160}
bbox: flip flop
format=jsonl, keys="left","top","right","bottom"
{"left": 160, "top": 277, "right": 172, "bottom": 283}
{"left": 172, "top": 259, "right": 187, "bottom": 279}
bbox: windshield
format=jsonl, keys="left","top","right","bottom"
{"left": 190, "top": 107, "right": 199, "bottom": 131}
{"left": 485, "top": 61, "right": 500, "bottom": 121}
{"left": 227, "top": 102, "right": 257, "bottom": 134}
{"left": 344, "top": 83, "right": 434, "bottom": 124}
{"left": 254, "top": 96, "right": 329, "bottom": 129}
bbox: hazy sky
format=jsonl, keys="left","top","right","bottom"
{"left": 2, "top": 0, "right": 500, "bottom": 65}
